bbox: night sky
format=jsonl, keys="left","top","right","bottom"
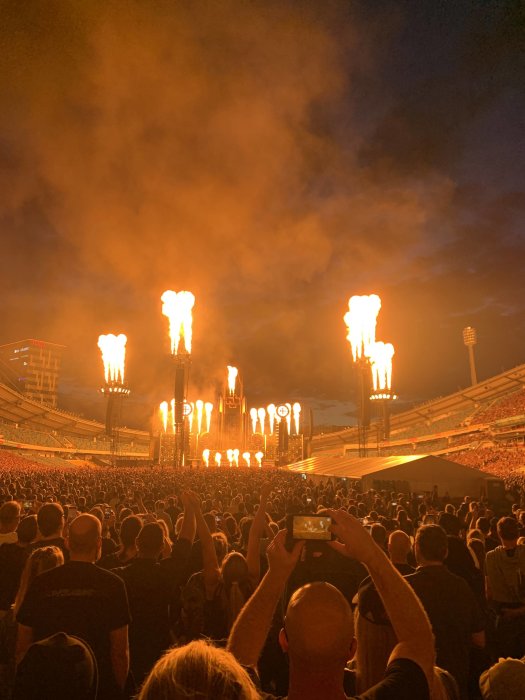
{"left": 1, "top": 0, "right": 524, "bottom": 429}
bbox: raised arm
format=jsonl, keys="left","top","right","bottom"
{"left": 228, "top": 530, "right": 303, "bottom": 667}
{"left": 328, "top": 509, "right": 435, "bottom": 692}
{"left": 188, "top": 491, "right": 220, "bottom": 599}
{"left": 178, "top": 491, "right": 196, "bottom": 544}
{"left": 246, "top": 482, "right": 272, "bottom": 586}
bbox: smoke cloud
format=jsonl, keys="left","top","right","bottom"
{"left": 0, "top": 0, "right": 523, "bottom": 426}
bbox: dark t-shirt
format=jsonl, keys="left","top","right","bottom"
{"left": 113, "top": 538, "right": 192, "bottom": 681}
{"left": 406, "top": 565, "right": 484, "bottom": 699}
{"left": 262, "top": 658, "right": 429, "bottom": 699}
{"left": 0, "top": 543, "right": 28, "bottom": 610}
{"left": 17, "top": 560, "right": 131, "bottom": 700}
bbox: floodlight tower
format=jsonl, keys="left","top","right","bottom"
{"left": 161, "top": 290, "right": 195, "bottom": 467}
{"left": 463, "top": 326, "right": 478, "bottom": 386}
{"left": 344, "top": 295, "right": 381, "bottom": 457}
{"left": 369, "top": 341, "right": 396, "bottom": 442}
{"left": 98, "top": 334, "right": 130, "bottom": 466}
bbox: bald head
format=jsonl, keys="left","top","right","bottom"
{"left": 67, "top": 514, "right": 101, "bottom": 558}
{"left": 283, "top": 582, "right": 354, "bottom": 670}
{"left": 388, "top": 530, "right": 412, "bottom": 564}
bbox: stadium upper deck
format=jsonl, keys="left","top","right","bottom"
{"left": 312, "top": 363, "right": 525, "bottom": 452}
{"left": 0, "top": 362, "right": 524, "bottom": 460}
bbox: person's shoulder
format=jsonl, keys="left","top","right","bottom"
{"left": 356, "top": 658, "right": 429, "bottom": 699}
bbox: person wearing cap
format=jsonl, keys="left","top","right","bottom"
{"left": 12, "top": 632, "right": 98, "bottom": 700}
{"left": 228, "top": 510, "right": 435, "bottom": 700}
{"left": 15, "top": 514, "right": 130, "bottom": 700}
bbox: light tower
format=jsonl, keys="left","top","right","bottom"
{"left": 463, "top": 326, "right": 478, "bottom": 386}
{"left": 161, "top": 290, "right": 195, "bottom": 467}
{"left": 98, "top": 333, "right": 130, "bottom": 466}
{"left": 343, "top": 294, "right": 381, "bottom": 457}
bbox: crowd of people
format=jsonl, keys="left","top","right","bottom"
{"left": 0, "top": 464, "right": 525, "bottom": 699}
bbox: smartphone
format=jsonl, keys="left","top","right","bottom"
{"left": 391, "top": 502, "right": 397, "bottom": 507}
{"left": 287, "top": 514, "right": 333, "bottom": 542}
{"left": 301, "top": 474, "right": 307, "bottom": 480}
{"left": 23, "top": 500, "right": 33, "bottom": 510}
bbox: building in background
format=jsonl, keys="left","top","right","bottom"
{"left": 0, "top": 339, "right": 65, "bottom": 407}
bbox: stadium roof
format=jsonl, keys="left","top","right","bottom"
{"left": 0, "top": 382, "right": 148, "bottom": 440}
{"left": 313, "top": 362, "right": 525, "bottom": 450}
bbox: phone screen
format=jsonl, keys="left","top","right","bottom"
{"left": 292, "top": 515, "right": 332, "bottom": 540}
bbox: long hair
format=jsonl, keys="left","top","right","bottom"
{"left": 221, "top": 552, "right": 251, "bottom": 631}
{"left": 354, "top": 611, "right": 458, "bottom": 699}
{"left": 14, "top": 546, "right": 64, "bottom": 616}
{"left": 138, "top": 640, "right": 260, "bottom": 700}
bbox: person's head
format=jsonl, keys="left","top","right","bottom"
{"left": 17, "top": 515, "right": 38, "bottom": 545}
{"left": 138, "top": 640, "right": 259, "bottom": 700}
{"left": 445, "top": 503, "right": 455, "bottom": 515}
{"left": 497, "top": 516, "right": 520, "bottom": 545}
{"left": 476, "top": 516, "right": 490, "bottom": 536}
{"left": 137, "top": 522, "right": 164, "bottom": 559}
{"left": 221, "top": 551, "right": 251, "bottom": 628}
{"left": 119, "top": 515, "right": 142, "bottom": 550}
{"left": 387, "top": 530, "right": 412, "bottom": 563}
{"left": 468, "top": 528, "right": 484, "bottom": 542}
{"left": 280, "top": 582, "right": 355, "bottom": 675}
{"left": 0, "top": 500, "right": 21, "bottom": 532}
{"left": 37, "top": 503, "right": 64, "bottom": 538}
{"left": 370, "top": 523, "right": 387, "bottom": 549}
{"left": 479, "top": 656, "right": 525, "bottom": 700}
{"left": 13, "top": 632, "right": 98, "bottom": 700}
{"left": 14, "top": 546, "right": 64, "bottom": 615}
{"left": 66, "top": 515, "right": 101, "bottom": 561}
{"left": 415, "top": 525, "right": 448, "bottom": 565}
{"left": 212, "top": 531, "right": 229, "bottom": 565}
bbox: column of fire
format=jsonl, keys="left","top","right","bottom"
{"left": 161, "top": 290, "right": 195, "bottom": 467}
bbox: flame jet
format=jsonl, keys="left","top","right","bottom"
{"left": 227, "top": 449, "right": 234, "bottom": 467}
{"left": 267, "top": 404, "right": 276, "bottom": 435}
{"left": 202, "top": 449, "right": 210, "bottom": 467}
{"left": 292, "top": 402, "right": 301, "bottom": 434}
{"left": 369, "top": 342, "right": 395, "bottom": 392}
{"left": 161, "top": 290, "right": 195, "bottom": 355}
{"left": 344, "top": 294, "right": 381, "bottom": 361}
{"left": 285, "top": 403, "right": 292, "bottom": 435}
{"left": 98, "top": 334, "right": 127, "bottom": 383}
{"left": 205, "top": 402, "right": 213, "bottom": 433}
{"left": 258, "top": 407, "right": 266, "bottom": 435}
{"left": 243, "top": 452, "right": 251, "bottom": 467}
{"left": 196, "top": 400, "right": 204, "bottom": 434}
{"left": 255, "top": 451, "right": 263, "bottom": 467}
{"left": 159, "top": 401, "right": 168, "bottom": 433}
{"left": 227, "top": 366, "right": 238, "bottom": 395}
{"left": 233, "top": 449, "right": 239, "bottom": 467}
{"left": 215, "top": 452, "right": 222, "bottom": 467}
{"left": 250, "top": 407, "right": 258, "bottom": 434}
